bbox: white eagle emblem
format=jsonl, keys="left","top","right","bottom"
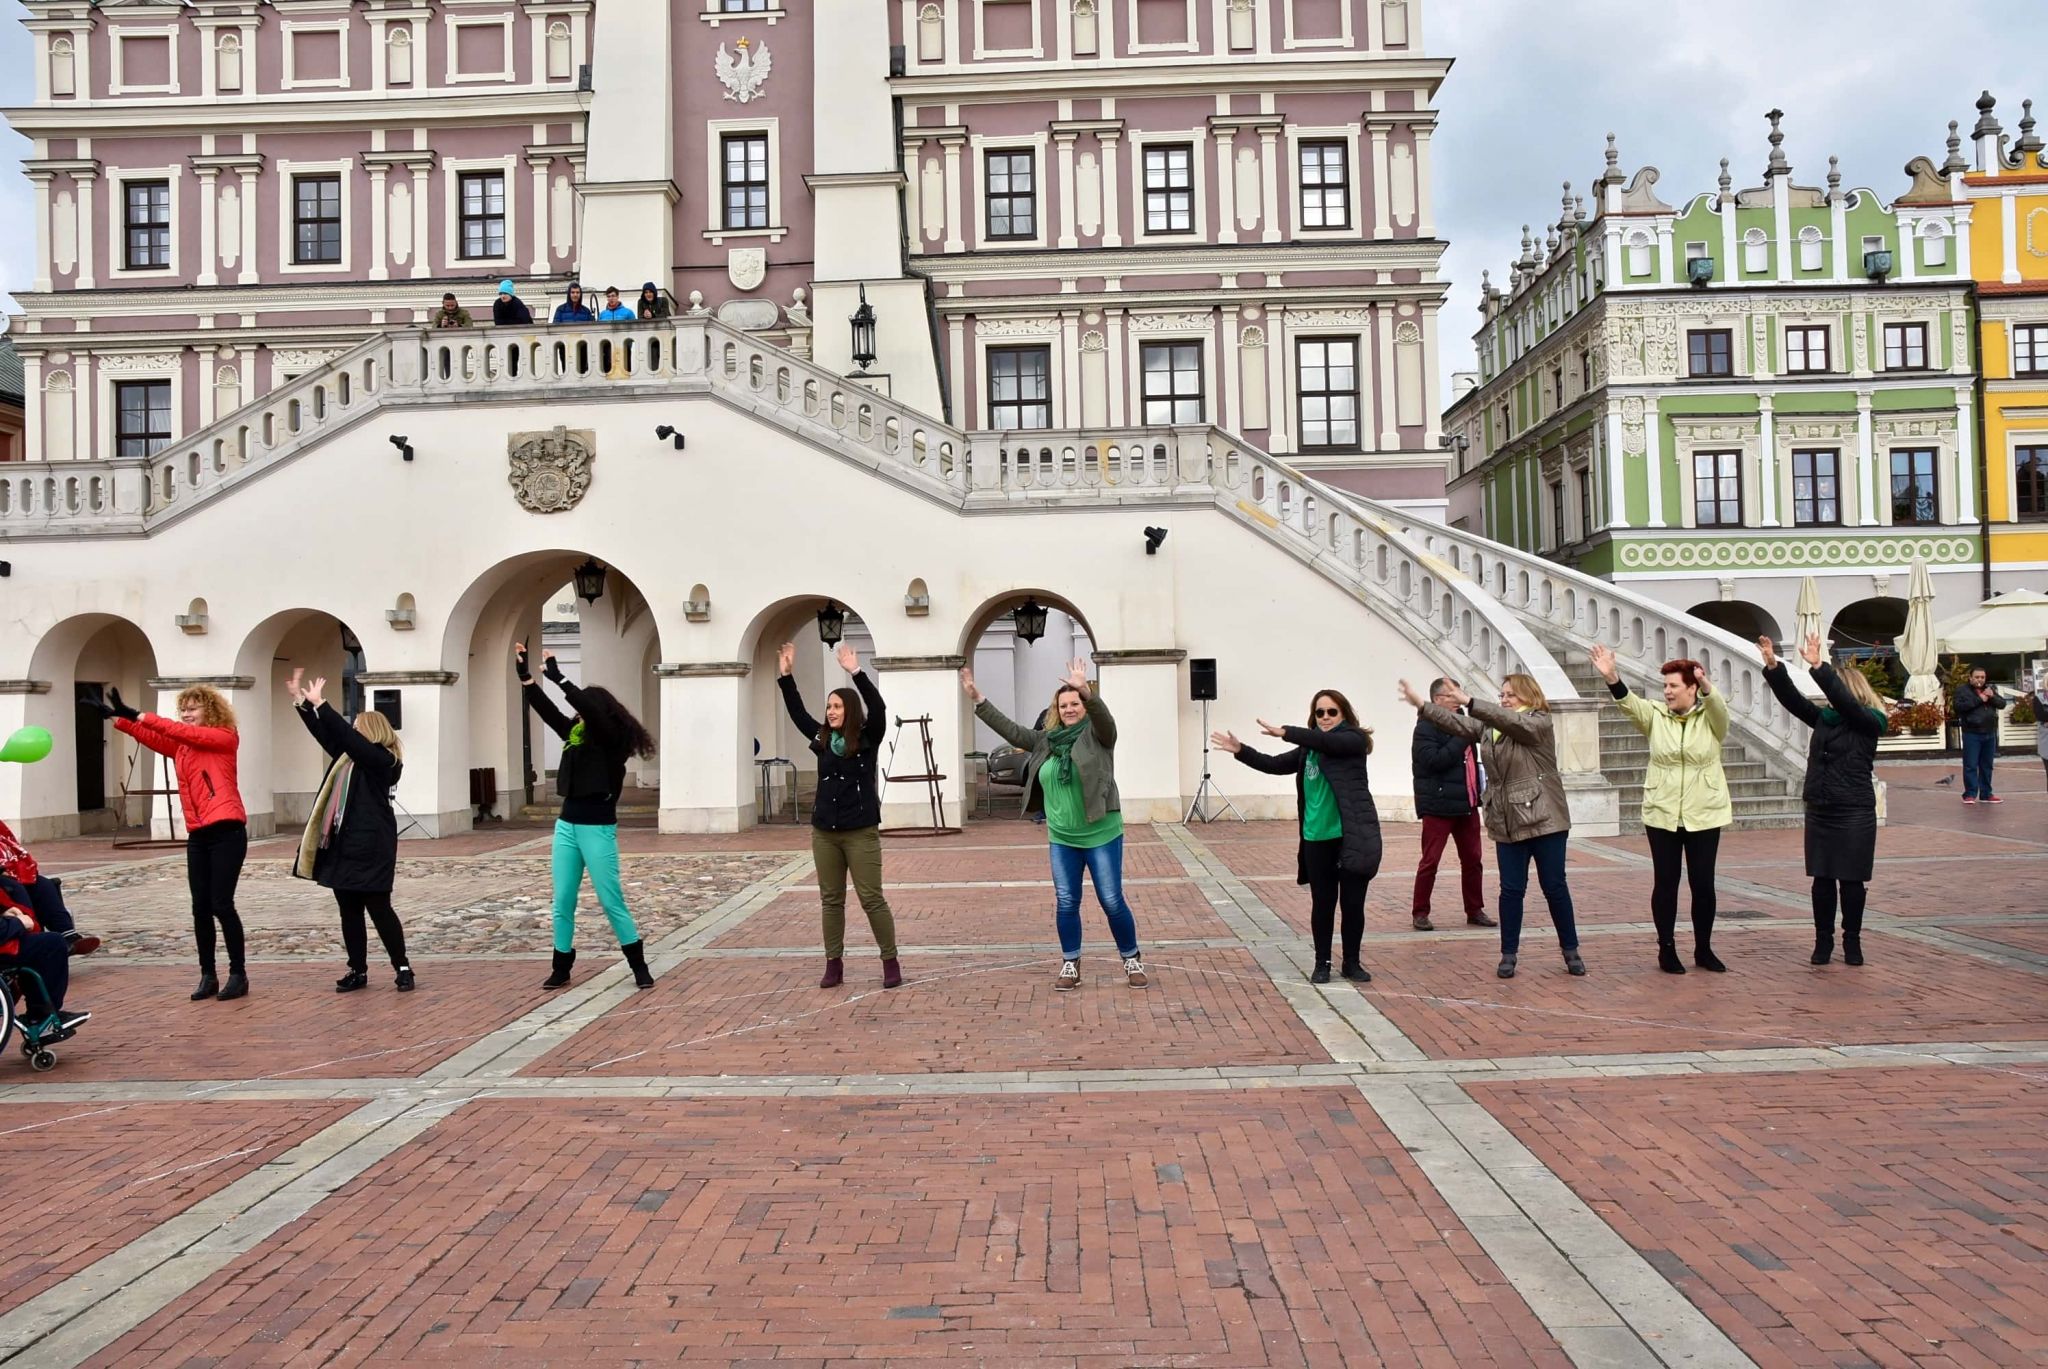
{"left": 714, "top": 36, "right": 772, "bottom": 104}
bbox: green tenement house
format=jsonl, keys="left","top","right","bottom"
{"left": 1442, "top": 112, "right": 1985, "bottom": 652}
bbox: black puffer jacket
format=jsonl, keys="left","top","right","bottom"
{"left": 1411, "top": 716, "right": 1476, "bottom": 818}
{"left": 295, "top": 700, "right": 401, "bottom": 894}
{"left": 1953, "top": 682, "right": 2008, "bottom": 735}
{"left": 525, "top": 674, "right": 634, "bottom": 825}
{"left": 1764, "top": 662, "right": 1883, "bottom": 813}
{"left": 779, "top": 671, "right": 887, "bottom": 831}
{"left": 1231, "top": 723, "right": 1382, "bottom": 881}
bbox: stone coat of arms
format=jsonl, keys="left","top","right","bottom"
{"left": 715, "top": 37, "right": 771, "bottom": 103}
{"left": 508, "top": 427, "right": 595, "bottom": 513}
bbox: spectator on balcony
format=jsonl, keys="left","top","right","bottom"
{"left": 1759, "top": 635, "right": 1884, "bottom": 968}
{"left": 1591, "top": 645, "right": 1731, "bottom": 976}
{"left": 431, "top": 293, "right": 473, "bottom": 329}
{"left": 493, "top": 279, "right": 533, "bottom": 326}
{"left": 596, "top": 286, "right": 636, "bottom": 322}
{"left": 1408, "top": 677, "right": 1494, "bottom": 933}
{"left": 636, "top": 282, "right": 670, "bottom": 321}
{"left": 552, "top": 283, "right": 595, "bottom": 325}
{"left": 1953, "top": 665, "right": 2009, "bottom": 804}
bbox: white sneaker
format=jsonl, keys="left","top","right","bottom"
{"left": 1122, "top": 956, "right": 1149, "bottom": 988}
{"left": 1054, "top": 960, "right": 1081, "bottom": 991}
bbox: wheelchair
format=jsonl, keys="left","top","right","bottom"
{"left": 1, "top": 965, "right": 80, "bottom": 1071}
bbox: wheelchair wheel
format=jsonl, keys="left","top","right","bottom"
{"left": 29, "top": 1049, "right": 55, "bottom": 1072}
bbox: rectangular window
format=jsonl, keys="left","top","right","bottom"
{"left": 1692, "top": 450, "right": 1742, "bottom": 527}
{"left": 292, "top": 174, "right": 342, "bottom": 265}
{"left": 1579, "top": 348, "right": 1593, "bottom": 389}
{"left": 1791, "top": 449, "right": 1840, "bottom": 526}
{"left": 1295, "top": 337, "right": 1359, "bottom": 450}
{"left": 1297, "top": 140, "right": 1349, "bottom": 230}
{"left": 984, "top": 149, "right": 1036, "bottom": 241}
{"left": 721, "top": 0, "right": 768, "bottom": 10}
{"left": 1143, "top": 144, "right": 1194, "bottom": 234}
{"left": 115, "top": 380, "right": 172, "bottom": 458}
{"left": 2017, "top": 445, "right": 2048, "bottom": 520}
{"left": 1551, "top": 365, "right": 1565, "bottom": 406}
{"left": 1577, "top": 467, "right": 1593, "bottom": 536}
{"left": 1784, "top": 325, "right": 1830, "bottom": 374}
{"left": 123, "top": 180, "right": 171, "bottom": 269}
{"left": 457, "top": 171, "right": 506, "bottom": 260}
{"left": 1884, "top": 322, "right": 1929, "bottom": 371}
{"left": 1140, "top": 341, "right": 1203, "bottom": 424}
{"left": 986, "top": 346, "right": 1052, "bottom": 431}
{"left": 1549, "top": 481, "right": 1566, "bottom": 547}
{"left": 2017, "top": 324, "right": 2048, "bottom": 377}
{"left": 721, "top": 133, "right": 770, "bottom": 230}
{"left": 1890, "top": 448, "right": 1938, "bottom": 525}
{"left": 1687, "top": 329, "right": 1733, "bottom": 378}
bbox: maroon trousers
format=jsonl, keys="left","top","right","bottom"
{"left": 1412, "top": 811, "right": 1485, "bottom": 918}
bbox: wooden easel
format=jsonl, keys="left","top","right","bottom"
{"left": 880, "top": 715, "right": 959, "bottom": 836}
{"left": 112, "top": 750, "right": 185, "bottom": 850}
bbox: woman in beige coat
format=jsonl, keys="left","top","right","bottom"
{"left": 1399, "top": 673, "right": 1583, "bottom": 979}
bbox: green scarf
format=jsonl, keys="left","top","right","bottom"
{"left": 567, "top": 719, "right": 586, "bottom": 748}
{"left": 1043, "top": 720, "right": 1088, "bottom": 784}
{"left": 1819, "top": 706, "right": 1888, "bottom": 727}
{"left": 829, "top": 732, "right": 847, "bottom": 757}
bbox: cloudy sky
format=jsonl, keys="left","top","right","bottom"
{"left": 1, "top": 1, "right": 2046, "bottom": 406}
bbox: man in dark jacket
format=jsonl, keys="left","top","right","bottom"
{"left": 551, "top": 283, "right": 595, "bottom": 324}
{"left": 1954, "top": 665, "right": 2009, "bottom": 804}
{"left": 1410, "top": 677, "right": 1494, "bottom": 930}
{"left": 493, "top": 279, "right": 533, "bottom": 325}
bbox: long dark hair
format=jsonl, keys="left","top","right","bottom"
{"left": 818, "top": 686, "right": 864, "bottom": 756}
{"left": 575, "top": 685, "right": 656, "bottom": 759}
{"left": 1307, "top": 688, "right": 1372, "bottom": 754}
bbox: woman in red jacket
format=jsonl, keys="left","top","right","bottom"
{"left": 94, "top": 684, "right": 251, "bottom": 1001}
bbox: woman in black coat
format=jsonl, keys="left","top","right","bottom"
{"left": 1213, "top": 689, "right": 1381, "bottom": 983}
{"left": 289, "top": 670, "right": 413, "bottom": 992}
{"left": 1759, "top": 634, "right": 1885, "bottom": 967}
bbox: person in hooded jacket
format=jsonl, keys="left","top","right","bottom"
{"left": 777, "top": 642, "right": 901, "bottom": 990}
{"left": 1759, "top": 635, "right": 1886, "bottom": 967}
{"left": 636, "top": 283, "right": 671, "bottom": 320}
{"left": 552, "top": 283, "right": 595, "bottom": 324}
{"left": 288, "top": 669, "right": 414, "bottom": 992}
{"left": 519, "top": 644, "right": 658, "bottom": 990}
{"left": 1212, "top": 690, "right": 1381, "bottom": 984}
{"left": 493, "top": 279, "right": 533, "bottom": 326}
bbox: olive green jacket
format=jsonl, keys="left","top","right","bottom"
{"left": 975, "top": 693, "right": 1121, "bottom": 825}
{"left": 1608, "top": 683, "right": 1732, "bottom": 831}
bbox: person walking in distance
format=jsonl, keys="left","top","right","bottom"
{"left": 94, "top": 684, "right": 251, "bottom": 1000}
{"left": 2030, "top": 668, "right": 2048, "bottom": 791}
{"left": 1212, "top": 691, "right": 1380, "bottom": 984}
{"left": 518, "top": 644, "right": 658, "bottom": 991}
{"left": 1408, "top": 678, "right": 1495, "bottom": 933}
{"left": 962, "top": 660, "right": 1147, "bottom": 991}
{"left": 287, "top": 669, "right": 415, "bottom": 992}
{"left": 1591, "top": 644, "right": 1732, "bottom": 974}
{"left": 1953, "top": 665, "right": 2010, "bottom": 804}
{"left": 777, "top": 641, "right": 903, "bottom": 990}
{"left": 1398, "top": 675, "right": 1584, "bottom": 978}
{"left": 1758, "top": 635, "right": 1885, "bottom": 967}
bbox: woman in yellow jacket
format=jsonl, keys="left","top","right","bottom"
{"left": 1591, "top": 644, "right": 1732, "bottom": 975}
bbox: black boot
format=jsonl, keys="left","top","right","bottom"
{"left": 190, "top": 972, "right": 219, "bottom": 1001}
{"left": 1309, "top": 961, "right": 1332, "bottom": 984}
{"left": 1843, "top": 933, "right": 1864, "bottom": 966}
{"left": 1658, "top": 943, "right": 1686, "bottom": 974}
{"left": 621, "top": 940, "right": 655, "bottom": 990}
{"left": 216, "top": 970, "right": 249, "bottom": 1001}
{"left": 542, "top": 948, "right": 575, "bottom": 989}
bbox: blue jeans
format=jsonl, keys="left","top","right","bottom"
{"left": 1495, "top": 831, "right": 1578, "bottom": 955}
{"left": 1048, "top": 837, "right": 1140, "bottom": 960}
{"left": 1961, "top": 731, "right": 1997, "bottom": 799}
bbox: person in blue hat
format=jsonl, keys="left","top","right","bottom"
{"left": 493, "top": 278, "right": 532, "bottom": 325}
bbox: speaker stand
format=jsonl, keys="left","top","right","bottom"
{"left": 1183, "top": 698, "right": 1245, "bottom": 824}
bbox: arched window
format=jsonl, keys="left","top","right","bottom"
{"left": 50, "top": 36, "right": 76, "bottom": 96}
{"left": 387, "top": 27, "right": 414, "bottom": 85}
{"left": 1918, "top": 219, "right": 1950, "bottom": 269}
{"left": 1742, "top": 225, "right": 1770, "bottom": 274}
{"left": 1796, "top": 224, "right": 1823, "bottom": 272}
{"left": 546, "top": 21, "right": 572, "bottom": 80}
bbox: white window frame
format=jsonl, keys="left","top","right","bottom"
{"left": 1285, "top": 125, "right": 1363, "bottom": 240}
{"left": 975, "top": 330, "right": 1063, "bottom": 430}
{"left": 442, "top": 156, "right": 517, "bottom": 269}
{"left": 699, "top": 0, "right": 783, "bottom": 25}
{"left": 1781, "top": 320, "right": 1833, "bottom": 375}
{"left": 110, "top": 25, "right": 180, "bottom": 96}
{"left": 970, "top": 133, "right": 1049, "bottom": 250}
{"left": 109, "top": 167, "right": 181, "bottom": 281}
{"left": 1282, "top": 0, "right": 1354, "bottom": 49}
{"left": 276, "top": 159, "right": 353, "bottom": 276}
{"left": 703, "top": 117, "right": 785, "bottom": 244}
{"left": 1291, "top": 334, "right": 1364, "bottom": 453}
{"left": 973, "top": 0, "right": 1043, "bottom": 59}
{"left": 1129, "top": 329, "right": 1212, "bottom": 426}
{"left": 1124, "top": 0, "right": 1198, "bottom": 54}
{"left": 1881, "top": 319, "right": 1931, "bottom": 372}
{"left": 445, "top": 14, "right": 515, "bottom": 85}
{"left": 281, "top": 20, "right": 350, "bottom": 91}
{"left": 99, "top": 363, "right": 181, "bottom": 463}
{"left": 1132, "top": 129, "right": 1208, "bottom": 239}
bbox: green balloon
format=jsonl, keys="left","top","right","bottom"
{"left": 0, "top": 727, "right": 54, "bottom": 765}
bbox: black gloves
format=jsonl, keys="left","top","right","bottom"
{"left": 515, "top": 647, "right": 532, "bottom": 683}
{"left": 104, "top": 687, "right": 141, "bottom": 722}
{"left": 83, "top": 694, "right": 115, "bottom": 720}
{"left": 543, "top": 654, "right": 565, "bottom": 684}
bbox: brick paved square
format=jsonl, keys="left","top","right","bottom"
{"left": 787, "top": 837, "right": 1188, "bottom": 887}
{"left": 1470, "top": 1069, "right": 2048, "bottom": 1368}
{"left": 0, "top": 1101, "right": 355, "bottom": 1319}
{"left": 85, "top": 1091, "right": 1571, "bottom": 1368}
{"left": 1959, "top": 922, "right": 2048, "bottom": 957}
{"left": 1358, "top": 926, "right": 2048, "bottom": 1060}
{"left": 527, "top": 947, "right": 1330, "bottom": 1076}
{"left": 1727, "top": 854, "right": 2048, "bottom": 920}
{"left": 44, "top": 962, "right": 558, "bottom": 1081}
{"left": 710, "top": 881, "right": 1236, "bottom": 950}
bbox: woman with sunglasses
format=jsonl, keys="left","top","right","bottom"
{"left": 1212, "top": 690, "right": 1380, "bottom": 984}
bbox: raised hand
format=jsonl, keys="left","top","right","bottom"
{"left": 1590, "top": 643, "right": 1619, "bottom": 683}
{"left": 836, "top": 643, "right": 860, "bottom": 675}
{"left": 1799, "top": 633, "right": 1824, "bottom": 669}
{"left": 541, "top": 649, "right": 564, "bottom": 682}
{"left": 1256, "top": 717, "right": 1287, "bottom": 738}
{"left": 1064, "top": 658, "right": 1091, "bottom": 694}
{"left": 1210, "top": 729, "right": 1243, "bottom": 754}
{"left": 1398, "top": 679, "right": 1426, "bottom": 709}
{"left": 1443, "top": 683, "right": 1472, "bottom": 710}
{"left": 286, "top": 666, "right": 306, "bottom": 702}
{"left": 105, "top": 686, "right": 141, "bottom": 722}
{"left": 777, "top": 642, "right": 796, "bottom": 678}
{"left": 513, "top": 642, "right": 531, "bottom": 681}
{"left": 1757, "top": 636, "right": 1778, "bottom": 671}
{"left": 959, "top": 666, "right": 983, "bottom": 703}
{"left": 305, "top": 676, "right": 327, "bottom": 708}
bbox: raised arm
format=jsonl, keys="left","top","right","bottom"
{"left": 853, "top": 669, "right": 887, "bottom": 745}
{"left": 1230, "top": 742, "right": 1304, "bottom": 776}
{"left": 973, "top": 698, "right": 1040, "bottom": 751}
{"left": 777, "top": 675, "right": 820, "bottom": 738}
{"left": 522, "top": 680, "right": 574, "bottom": 741}
{"left": 1286, "top": 723, "right": 1366, "bottom": 757}
{"left": 1415, "top": 700, "right": 1486, "bottom": 742}
{"left": 1463, "top": 696, "right": 1553, "bottom": 747}
{"left": 309, "top": 702, "right": 399, "bottom": 776}
{"left": 1083, "top": 692, "right": 1116, "bottom": 748}
{"left": 1809, "top": 664, "right": 1883, "bottom": 738}
{"left": 1699, "top": 680, "right": 1731, "bottom": 742}
{"left": 1762, "top": 661, "right": 1823, "bottom": 729}
{"left": 119, "top": 714, "right": 239, "bottom": 754}
{"left": 296, "top": 699, "right": 340, "bottom": 758}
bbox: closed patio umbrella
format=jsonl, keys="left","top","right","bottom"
{"left": 1899, "top": 558, "right": 1941, "bottom": 703}
{"left": 1794, "top": 575, "right": 1823, "bottom": 650}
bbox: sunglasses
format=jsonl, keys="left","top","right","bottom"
{"left": 1313, "top": 707, "right": 1342, "bottom": 718}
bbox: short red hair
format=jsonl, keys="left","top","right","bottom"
{"left": 1659, "top": 658, "right": 1705, "bottom": 687}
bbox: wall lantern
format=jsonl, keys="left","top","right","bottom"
{"left": 816, "top": 599, "right": 846, "bottom": 644}
{"left": 572, "top": 557, "right": 608, "bottom": 605}
{"left": 1012, "top": 597, "right": 1050, "bottom": 645}
{"left": 849, "top": 284, "right": 877, "bottom": 374}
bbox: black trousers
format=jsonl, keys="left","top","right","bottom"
{"left": 1301, "top": 838, "right": 1371, "bottom": 966}
{"left": 1645, "top": 825, "right": 1720, "bottom": 950}
{"left": 335, "top": 890, "right": 410, "bottom": 973}
{"left": 185, "top": 820, "right": 248, "bottom": 975}
{"left": 1812, "top": 879, "right": 1866, "bottom": 942}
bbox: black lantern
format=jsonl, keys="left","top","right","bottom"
{"left": 572, "top": 557, "right": 608, "bottom": 604}
{"left": 849, "top": 283, "right": 877, "bottom": 374}
{"left": 1011, "top": 597, "right": 1049, "bottom": 645}
{"left": 816, "top": 600, "right": 846, "bottom": 644}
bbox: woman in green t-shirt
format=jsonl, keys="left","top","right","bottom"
{"left": 963, "top": 659, "right": 1145, "bottom": 992}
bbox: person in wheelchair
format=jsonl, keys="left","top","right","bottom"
{"left": 0, "top": 817, "right": 102, "bottom": 957}
{"left": 2, "top": 884, "right": 90, "bottom": 1039}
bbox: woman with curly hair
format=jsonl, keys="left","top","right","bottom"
{"left": 95, "top": 683, "right": 250, "bottom": 1001}
{"left": 518, "top": 643, "right": 659, "bottom": 990}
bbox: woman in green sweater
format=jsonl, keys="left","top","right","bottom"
{"left": 962, "top": 659, "right": 1145, "bottom": 991}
